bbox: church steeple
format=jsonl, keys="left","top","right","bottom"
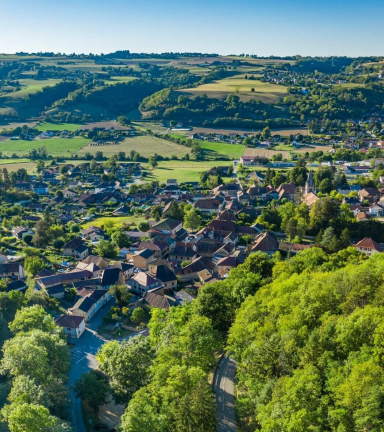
{"left": 305, "top": 169, "right": 315, "bottom": 194}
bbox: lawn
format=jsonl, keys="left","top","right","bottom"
{"left": 78, "top": 135, "right": 191, "bottom": 158}
{"left": 144, "top": 160, "right": 232, "bottom": 183}
{"left": 179, "top": 75, "right": 288, "bottom": 103}
{"left": 0, "top": 79, "right": 62, "bottom": 99}
{"left": 0, "top": 137, "right": 89, "bottom": 156}
{"left": 35, "top": 122, "right": 82, "bottom": 132}
{"left": 200, "top": 141, "right": 245, "bottom": 160}
{"left": 82, "top": 215, "right": 147, "bottom": 229}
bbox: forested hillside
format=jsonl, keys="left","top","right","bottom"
{"left": 228, "top": 249, "right": 384, "bottom": 431}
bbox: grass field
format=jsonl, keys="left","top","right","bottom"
{"left": 180, "top": 75, "right": 288, "bottom": 103}
{"left": 82, "top": 215, "right": 147, "bottom": 229}
{"left": 79, "top": 135, "right": 191, "bottom": 158}
{"left": 35, "top": 122, "right": 82, "bottom": 132}
{"left": 0, "top": 137, "right": 89, "bottom": 156}
{"left": 0, "top": 79, "right": 62, "bottom": 99}
{"left": 0, "top": 161, "right": 37, "bottom": 173}
{"left": 144, "top": 160, "right": 232, "bottom": 183}
{"left": 199, "top": 141, "right": 245, "bottom": 159}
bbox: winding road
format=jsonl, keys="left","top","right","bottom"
{"left": 214, "top": 356, "right": 237, "bottom": 432}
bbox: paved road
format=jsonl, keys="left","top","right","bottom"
{"left": 214, "top": 356, "right": 237, "bottom": 432}
{"left": 68, "top": 300, "right": 146, "bottom": 432}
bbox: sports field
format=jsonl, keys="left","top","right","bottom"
{"left": 79, "top": 135, "right": 191, "bottom": 158}
{"left": 144, "top": 160, "right": 232, "bottom": 183}
{"left": 0, "top": 137, "right": 89, "bottom": 156}
{"left": 180, "top": 75, "right": 288, "bottom": 103}
{"left": 243, "top": 148, "right": 291, "bottom": 159}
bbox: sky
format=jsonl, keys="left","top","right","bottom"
{"left": 0, "top": 0, "right": 383, "bottom": 57}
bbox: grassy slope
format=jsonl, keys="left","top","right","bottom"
{"left": 199, "top": 141, "right": 245, "bottom": 159}
{"left": 180, "top": 75, "right": 288, "bottom": 103}
{"left": 0, "top": 79, "right": 62, "bottom": 99}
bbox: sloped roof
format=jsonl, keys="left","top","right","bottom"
{"left": 355, "top": 237, "right": 382, "bottom": 252}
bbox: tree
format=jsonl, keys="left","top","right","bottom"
{"left": 23, "top": 234, "right": 33, "bottom": 245}
{"left": 96, "top": 240, "right": 116, "bottom": 258}
{"left": 36, "top": 160, "right": 45, "bottom": 173}
{"left": 73, "top": 370, "right": 109, "bottom": 413}
{"left": 111, "top": 231, "right": 131, "bottom": 248}
{"left": 24, "top": 257, "right": 45, "bottom": 277}
{"left": 319, "top": 177, "right": 334, "bottom": 194}
{"left": 6, "top": 403, "right": 62, "bottom": 432}
{"left": 9, "top": 305, "right": 57, "bottom": 334}
{"left": 184, "top": 208, "right": 202, "bottom": 231}
{"left": 96, "top": 336, "right": 155, "bottom": 405}
{"left": 131, "top": 308, "right": 145, "bottom": 325}
{"left": 53, "top": 238, "right": 64, "bottom": 251}
{"left": 148, "top": 156, "right": 158, "bottom": 169}
{"left": 138, "top": 221, "right": 150, "bottom": 232}
{"left": 109, "top": 284, "right": 132, "bottom": 307}
{"left": 32, "top": 220, "right": 52, "bottom": 248}
{"left": 150, "top": 205, "right": 162, "bottom": 221}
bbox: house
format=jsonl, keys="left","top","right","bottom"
{"left": 132, "top": 249, "right": 156, "bottom": 270}
{"left": 14, "top": 181, "right": 31, "bottom": 191}
{"left": 6, "top": 279, "right": 28, "bottom": 293}
{"left": 62, "top": 238, "right": 90, "bottom": 260}
{"left": 212, "top": 183, "right": 241, "bottom": 198}
{"left": 119, "top": 247, "right": 130, "bottom": 258}
{"left": 355, "top": 237, "right": 383, "bottom": 256}
{"left": 101, "top": 267, "right": 125, "bottom": 288}
{"left": 147, "top": 259, "right": 177, "bottom": 289}
{"left": 369, "top": 203, "right": 384, "bottom": 216}
{"left": 138, "top": 291, "right": 177, "bottom": 311}
{"left": 80, "top": 255, "right": 109, "bottom": 269}
{"left": 94, "top": 181, "right": 120, "bottom": 194}
{"left": 302, "top": 192, "right": 320, "bottom": 209}
{"left": 176, "top": 256, "right": 216, "bottom": 281}
{"left": 358, "top": 188, "right": 381, "bottom": 204}
{"left": 81, "top": 226, "right": 106, "bottom": 242}
{"left": 62, "top": 189, "right": 77, "bottom": 199}
{"left": 69, "top": 289, "right": 111, "bottom": 322}
{"left": 169, "top": 242, "right": 198, "bottom": 263}
{"left": 279, "top": 241, "right": 312, "bottom": 255}
{"left": 251, "top": 232, "right": 279, "bottom": 255}
{"left": 162, "top": 184, "right": 181, "bottom": 198}
{"left": 129, "top": 271, "right": 161, "bottom": 294}
{"left": 11, "top": 227, "right": 34, "bottom": 240}
{"left": 0, "top": 263, "right": 25, "bottom": 280}
{"left": 55, "top": 315, "right": 86, "bottom": 339}
{"left": 33, "top": 182, "right": 49, "bottom": 195}
{"left": 194, "top": 198, "right": 222, "bottom": 215}
{"left": 149, "top": 218, "right": 183, "bottom": 236}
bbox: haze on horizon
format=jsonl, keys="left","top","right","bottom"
{"left": 0, "top": 0, "right": 383, "bottom": 57}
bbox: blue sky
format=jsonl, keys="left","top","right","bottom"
{"left": 0, "top": 0, "right": 383, "bottom": 56}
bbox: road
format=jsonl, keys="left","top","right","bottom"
{"left": 68, "top": 300, "right": 145, "bottom": 432}
{"left": 214, "top": 356, "right": 237, "bottom": 432}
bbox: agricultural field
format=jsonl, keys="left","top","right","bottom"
{"left": 0, "top": 137, "right": 89, "bottom": 156}
{"left": 82, "top": 215, "right": 146, "bottom": 229}
{"left": 179, "top": 75, "right": 288, "bottom": 103}
{"left": 0, "top": 78, "right": 62, "bottom": 99}
{"left": 143, "top": 160, "right": 232, "bottom": 183}
{"left": 79, "top": 135, "right": 191, "bottom": 158}
{"left": 35, "top": 122, "right": 82, "bottom": 132}
{"left": 199, "top": 141, "right": 245, "bottom": 160}
{"left": 243, "top": 148, "right": 291, "bottom": 159}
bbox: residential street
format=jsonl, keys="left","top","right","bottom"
{"left": 214, "top": 356, "right": 237, "bottom": 432}
{"left": 68, "top": 300, "right": 145, "bottom": 432}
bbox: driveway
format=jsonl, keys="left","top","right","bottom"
{"left": 214, "top": 356, "right": 237, "bottom": 432}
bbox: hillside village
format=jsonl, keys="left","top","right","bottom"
{"left": 0, "top": 146, "right": 383, "bottom": 339}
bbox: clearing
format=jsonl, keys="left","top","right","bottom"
{"left": 79, "top": 135, "right": 191, "bottom": 158}
{"left": 0, "top": 137, "right": 89, "bottom": 156}
{"left": 0, "top": 160, "right": 37, "bottom": 174}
